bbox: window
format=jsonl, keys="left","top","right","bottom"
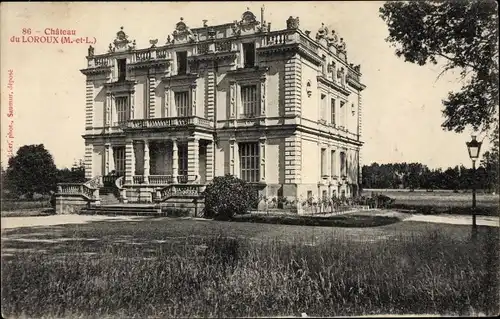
{"left": 321, "top": 148, "right": 327, "bottom": 177}
{"left": 243, "top": 42, "right": 255, "bottom": 68}
{"left": 115, "top": 96, "right": 129, "bottom": 123}
{"left": 177, "top": 144, "right": 188, "bottom": 177}
{"left": 331, "top": 98, "right": 336, "bottom": 125}
{"left": 307, "top": 190, "right": 313, "bottom": 199}
{"left": 117, "top": 59, "right": 126, "bottom": 81}
{"left": 241, "top": 85, "right": 259, "bottom": 118}
{"left": 239, "top": 142, "right": 260, "bottom": 183}
{"left": 320, "top": 94, "right": 327, "bottom": 121}
{"left": 176, "top": 51, "right": 188, "bottom": 75}
{"left": 175, "top": 91, "right": 191, "bottom": 117}
{"left": 321, "top": 55, "right": 326, "bottom": 74}
{"left": 113, "top": 147, "right": 125, "bottom": 176}
{"left": 331, "top": 150, "right": 337, "bottom": 177}
{"left": 322, "top": 190, "right": 328, "bottom": 200}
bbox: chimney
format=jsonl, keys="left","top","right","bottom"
{"left": 261, "top": 5, "right": 265, "bottom": 24}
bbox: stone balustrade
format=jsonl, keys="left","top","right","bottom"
{"left": 126, "top": 116, "right": 214, "bottom": 130}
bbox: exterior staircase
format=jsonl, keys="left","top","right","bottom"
{"left": 80, "top": 204, "right": 160, "bottom": 216}
{"left": 99, "top": 186, "right": 121, "bottom": 205}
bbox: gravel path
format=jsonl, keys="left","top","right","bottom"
{"left": 0, "top": 212, "right": 498, "bottom": 230}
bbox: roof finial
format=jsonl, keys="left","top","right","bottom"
{"left": 180, "top": 17, "right": 184, "bottom": 21}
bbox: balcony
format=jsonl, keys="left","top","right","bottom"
{"left": 125, "top": 116, "right": 214, "bottom": 130}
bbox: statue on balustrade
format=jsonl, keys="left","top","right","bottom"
{"left": 231, "top": 20, "right": 241, "bottom": 36}
{"left": 88, "top": 45, "right": 94, "bottom": 57}
{"left": 286, "top": 16, "right": 300, "bottom": 30}
{"left": 338, "top": 38, "right": 347, "bottom": 54}
{"left": 327, "top": 30, "right": 338, "bottom": 47}
{"left": 149, "top": 39, "right": 158, "bottom": 48}
{"left": 353, "top": 64, "right": 361, "bottom": 73}
{"left": 316, "top": 22, "right": 328, "bottom": 40}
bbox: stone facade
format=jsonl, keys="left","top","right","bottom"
{"left": 80, "top": 9, "right": 366, "bottom": 203}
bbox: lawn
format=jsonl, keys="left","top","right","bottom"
{"left": 2, "top": 217, "right": 499, "bottom": 318}
{"left": 364, "top": 189, "right": 499, "bottom": 216}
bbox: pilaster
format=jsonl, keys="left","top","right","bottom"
{"left": 85, "top": 81, "right": 93, "bottom": 129}
{"left": 187, "top": 137, "right": 200, "bottom": 180}
{"left": 229, "top": 81, "right": 236, "bottom": 119}
{"left": 206, "top": 66, "right": 215, "bottom": 121}
{"left": 105, "top": 143, "right": 114, "bottom": 174}
{"left": 229, "top": 138, "right": 239, "bottom": 177}
{"left": 284, "top": 133, "right": 302, "bottom": 184}
{"left": 260, "top": 76, "right": 267, "bottom": 117}
{"left": 84, "top": 143, "right": 93, "bottom": 179}
{"left": 148, "top": 74, "right": 156, "bottom": 118}
{"left": 105, "top": 92, "right": 112, "bottom": 127}
{"left": 172, "top": 139, "right": 179, "bottom": 179}
{"left": 143, "top": 140, "right": 150, "bottom": 184}
{"left": 284, "top": 55, "right": 302, "bottom": 116}
{"left": 125, "top": 140, "right": 135, "bottom": 184}
{"left": 191, "top": 84, "right": 197, "bottom": 116}
{"left": 206, "top": 141, "right": 215, "bottom": 182}
{"left": 164, "top": 85, "right": 171, "bottom": 117}
{"left": 259, "top": 137, "right": 266, "bottom": 182}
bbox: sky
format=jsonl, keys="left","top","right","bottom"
{"left": 0, "top": 1, "right": 493, "bottom": 170}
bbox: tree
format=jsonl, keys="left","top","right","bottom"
{"left": 4, "top": 144, "right": 58, "bottom": 198}
{"left": 380, "top": 1, "right": 499, "bottom": 134}
{"left": 56, "top": 159, "right": 86, "bottom": 184}
{"left": 481, "top": 126, "right": 499, "bottom": 193}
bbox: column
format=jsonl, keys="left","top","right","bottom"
{"left": 125, "top": 139, "right": 135, "bottom": 184}
{"left": 229, "top": 138, "right": 239, "bottom": 177}
{"left": 187, "top": 137, "right": 200, "bottom": 181}
{"left": 143, "top": 140, "right": 150, "bottom": 184}
{"left": 172, "top": 139, "right": 179, "bottom": 181}
{"left": 206, "top": 141, "right": 215, "bottom": 182}
{"left": 259, "top": 137, "right": 266, "bottom": 182}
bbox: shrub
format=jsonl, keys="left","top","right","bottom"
{"left": 203, "top": 174, "right": 258, "bottom": 219}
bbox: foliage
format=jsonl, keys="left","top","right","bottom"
{"left": 481, "top": 127, "right": 499, "bottom": 193}
{"left": 56, "top": 160, "right": 86, "bottom": 184}
{"left": 203, "top": 174, "right": 258, "bottom": 219}
{"left": 362, "top": 162, "right": 496, "bottom": 192}
{"left": 380, "top": 1, "right": 499, "bottom": 134}
{"left": 4, "top": 144, "right": 58, "bottom": 198}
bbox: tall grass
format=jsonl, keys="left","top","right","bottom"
{"left": 2, "top": 228, "right": 498, "bottom": 318}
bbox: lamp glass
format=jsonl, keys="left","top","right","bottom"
{"left": 466, "top": 136, "right": 482, "bottom": 160}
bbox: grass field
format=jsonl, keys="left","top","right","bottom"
{"left": 363, "top": 189, "right": 499, "bottom": 216}
{"left": 2, "top": 217, "right": 498, "bottom": 317}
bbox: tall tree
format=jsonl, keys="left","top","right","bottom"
{"left": 481, "top": 126, "right": 499, "bottom": 193}
{"left": 380, "top": 1, "right": 499, "bottom": 134}
{"left": 4, "top": 144, "right": 58, "bottom": 198}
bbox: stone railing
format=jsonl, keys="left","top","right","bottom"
{"left": 263, "top": 29, "right": 297, "bottom": 46}
{"left": 214, "top": 40, "right": 232, "bottom": 52}
{"left": 102, "top": 175, "right": 120, "bottom": 188}
{"left": 347, "top": 69, "right": 360, "bottom": 82}
{"left": 154, "top": 184, "right": 206, "bottom": 202}
{"left": 133, "top": 175, "right": 145, "bottom": 184}
{"left": 126, "top": 116, "right": 214, "bottom": 130}
{"left": 57, "top": 183, "right": 98, "bottom": 200}
{"left": 148, "top": 175, "right": 174, "bottom": 185}
{"left": 115, "top": 176, "right": 124, "bottom": 189}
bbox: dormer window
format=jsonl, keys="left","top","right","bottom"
{"left": 117, "top": 59, "right": 127, "bottom": 81}
{"left": 177, "top": 51, "right": 188, "bottom": 75}
{"left": 243, "top": 42, "right": 255, "bottom": 68}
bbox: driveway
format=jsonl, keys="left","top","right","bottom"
{"left": 1, "top": 212, "right": 498, "bottom": 230}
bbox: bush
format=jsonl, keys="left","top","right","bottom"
{"left": 203, "top": 174, "right": 258, "bottom": 219}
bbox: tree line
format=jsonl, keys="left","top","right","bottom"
{"left": 361, "top": 162, "right": 498, "bottom": 193}
{"left": 1, "top": 144, "right": 85, "bottom": 199}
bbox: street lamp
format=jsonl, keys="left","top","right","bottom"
{"left": 466, "top": 135, "right": 482, "bottom": 239}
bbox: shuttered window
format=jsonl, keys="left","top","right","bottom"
{"left": 241, "top": 85, "right": 259, "bottom": 118}
{"left": 175, "top": 91, "right": 191, "bottom": 117}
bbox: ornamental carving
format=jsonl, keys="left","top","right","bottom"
{"left": 109, "top": 27, "right": 136, "bottom": 52}
{"left": 149, "top": 39, "right": 158, "bottom": 48}
{"left": 286, "top": 16, "right": 300, "bottom": 30}
{"left": 232, "top": 8, "right": 260, "bottom": 35}
{"left": 172, "top": 17, "right": 196, "bottom": 43}
{"left": 338, "top": 38, "right": 347, "bottom": 54}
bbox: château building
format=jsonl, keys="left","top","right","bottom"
{"left": 59, "top": 8, "right": 365, "bottom": 211}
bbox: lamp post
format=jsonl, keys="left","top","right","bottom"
{"left": 466, "top": 135, "right": 482, "bottom": 240}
